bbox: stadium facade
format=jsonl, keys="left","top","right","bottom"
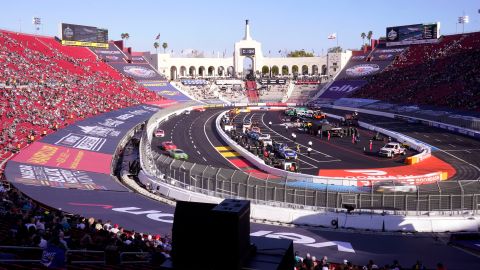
{"left": 156, "top": 20, "right": 352, "bottom": 79}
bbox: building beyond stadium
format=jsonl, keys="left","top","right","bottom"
{"left": 156, "top": 20, "right": 351, "bottom": 80}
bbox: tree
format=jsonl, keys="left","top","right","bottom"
{"left": 361, "top": 32, "right": 366, "bottom": 45}
{"left": 120, "top": 33, "right": 130, "bottom": 48}
{"left": 162, "top": 42, "right": 168, "bottom": 53}
{"left": 153, "top": 42, "right": 159, "bottom": 53}
{"left": 261, "top": 66, "right": 269, "bottom": 75}
{"left": 328, "top": 46, "right": 343, "bottom": 53}
{"left": 287, "top": 50, "right": 314, "bottom": 57}
{"left": 367, "top": 31, "right": 373, "bottom": 44}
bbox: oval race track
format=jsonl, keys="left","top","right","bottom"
{"left": 5, "top": 106, "right": 480, "bottom": 268}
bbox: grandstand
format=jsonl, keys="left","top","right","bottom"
{"left": 2, "top": 8, "right": 480, "bottom": 269}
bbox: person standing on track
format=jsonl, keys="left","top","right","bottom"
{"left": 292, "top": 132, "right": 296, "bottom": 142}
{"left": 285, "top": 124, "right": 288, "bottom": 133}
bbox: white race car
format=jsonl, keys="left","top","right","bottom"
{"left": 378, "top": 142, "right": 406, "bottom": 158}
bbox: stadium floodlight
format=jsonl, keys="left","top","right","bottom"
{"left": 32, "top": 17, "right": 41, "bottom": 32}
{"left": 458, "top": 15, "right": 469, "bottom": 33}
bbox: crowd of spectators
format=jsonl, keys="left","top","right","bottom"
{"left": 0, "top": 180, "right": 172, "bottom": 268}
{"left": 0, "top": 30, "right": 162, "bottom": 166}
{"left": 352, "top": 32, "right": 480, "bottom": 112}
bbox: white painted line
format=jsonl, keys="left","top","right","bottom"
{"left": 465, "top": 150, "right": 471, "bottom": 154}
{"left": 197, "top": 150, "right": 201, "bottom": 155}
{"left": 448, "top": 144, "right": 456, "bottom": 148}
{"left": 456, "top": 138, "right": 463, "bottom": 141}
{"left": 202, "top": 157, "right": 207, "bottom": 162}
{"left": 191, "top": 140, "right": 194, "bottom": 144}
{"left": 423, "top": 134, "right": 429, "bottom": 138}
{"left": 193, "top": 145, "right": 197, "bottom": 149}
{"left": 435, "top": 139, "right": 441, "bottom": 142}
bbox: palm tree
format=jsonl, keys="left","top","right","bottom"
{"left": 121, "top": 33, "right": 130, "bottom": 48}
{"left": 361, "top": 32, "right": 366, "bottom": 46}
{"left": 162, "top": 42, "right": 168, "bottom": 53}
{"left": 153, "top": 42, "right": 159, "bottom": 53}
{"left": 367, "top": 31, "right": 373, "bottom": 44}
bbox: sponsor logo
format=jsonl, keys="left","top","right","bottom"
{"left": 375, "top": 48, "right": 404, "bottom": 54}
{"left": 159, "top": 90, "right": 180, "bottom": 96}
{"left": 251, "top": 231, "right": 355, "bottom": 253}
{"left": 387, "top": 29, "right": 398, "bottom": 41}
{"left": 327, "top": 83, "right": 362, "bottom": 93}
{"left": 105, "top": 55, "right": 120, "bottom": 61}
{"left": 55, "top": 133, "right": 107, "bottom": 152}
{"left": 377, "top": 54, "right": 393, "bottom": 60}
{"left": 123, "top": 66, "right": 157, "bottom": 78}
{"left": 95, "top": 50, "right": 122, "bottom": 55}
{"left": 15, "top": 165, "right": 106, "bottom": 190}
{"left": 346, "top": 64, "right": 380, "bottom": 77}
{"left": 78, "top": 125, "right": 121, "bottom": 137}
{"left": 63, "top": 27, "right": 74, "bottom": 39}
{"left": 351, "top": 55, "right": 366, "bottom": 60}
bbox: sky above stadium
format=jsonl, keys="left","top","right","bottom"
{"left": 1, "top": 0, "right": 479, "bottom": 56}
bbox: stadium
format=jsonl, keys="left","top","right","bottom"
{"left": 1, "top": 1, "right": 480, "bottom": 269}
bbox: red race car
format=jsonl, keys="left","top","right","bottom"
{"left": 161, "top": 141, "right": 177, "bottom": 151}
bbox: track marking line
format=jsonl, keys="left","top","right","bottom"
{"left": 202, "top": 157, "right": 207, "bottom": 162}
{"left": 448, "top": 144, "right": 456, "bottom": 148}
{"left": 435, "top": 139, "right": 441, "bottom": 142}
{"left": 423, "top": 134, "right": 430, "bottom": 138}
{"left": 196, "top": 150, "right": 201, "bottom": 155}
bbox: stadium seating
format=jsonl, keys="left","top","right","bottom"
{"left": 0, "top": 30, "right": 163, "bottom": 165}
{"left": 352, "top": 32, "right": 480, "bottom": 111}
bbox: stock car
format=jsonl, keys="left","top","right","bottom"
{"left": 161, "top": 141, "right": 177, "bottom": 151}
{"left": 154, "top": 129, "right": 165, "bottom": 138}
{"left": 279, "top": 148, "right": 297, "bottom": 160}
{"left": 168, "top": 149, "right": 189, "bottom": 160}
{"left": 373, "top": 182, "right": 418, "bottom": 193}
{"left": 258, "top": 134, "right": 271, "bottom": 141}
{"left": 251, "top": 126, "right": 261, "bottom": 133}
{"left": 247, "top": 131, "right": 261, "bottom": 140}
{"left": 195, "top": 107, "right": 206, "bottom": 112}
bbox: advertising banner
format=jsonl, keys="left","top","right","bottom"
{"left": 92, "top": 43, "right": 126, "bottom": 62}
{"left": 41, "top": 105, "right": 160, "bottom": 154}
{"left": 130, "top": 56, "right": 148, "bottom": 63}
{"left": 5, "top": 161, "right": 127, "bottom": 191}
{"left": 318, "top": 80, "right": 367, "bottom": 99}
{"left": 11, "top": 142, "right": 112, "bottom": 174}
{"left": 141, "top": 82, "right": 192, "bottom": 102}
{"left": 335, "top": 60, "right": 391, "bottom": 81}
{"left": 371, "top": 47, "right": 405, "bottom": 61}
{"left": 109, "top": 63, "right": 165, "bottom": 81}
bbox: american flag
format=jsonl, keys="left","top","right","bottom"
{"left": 328, "top": 33, "right": 337, "bottom": 40}
{"left": 155, "top": 33, "right": 160, "bottom": 40}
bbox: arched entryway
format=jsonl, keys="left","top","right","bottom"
{"left": 218, "top": 66, "right": 225, "bottom": 76}
{"left": 180, "top": 66, "right": 187, "bottom": 77}
{"left": 281, "top": 65, "right": 289, "bottom": 75}
{"left": 312, "top": 65, "right": 319, "bottom": 75}
{"left": 170, "top": 66, "right": 177, "bottom": 80}
{"left": 208, "top": 66, "right": 215, "bottom": 76}
{"left": 301, "top": 65, "right": 309, "bottom": 75}
{"left": 292, "top": 65, "right": 299, "bottom": 74}
{"left": 321, "top": 64, "right": 327, "bottom": 75}
{"left": 227, "top": 66, "right": 234, "bottom": 77}
{"left": 189, "top": 66, "right": 196, "bottom": 77}
{"left": 198, "top": 66, "right": 205, "bottom": 77}
{"left": 271, "top": 65, "right": 279, "bottom": 76}
{"left": 243, "top": 57, "right": 254, "bottom": 77}
{"left": 261, "top": 65, "right": 270, "bottom": 75}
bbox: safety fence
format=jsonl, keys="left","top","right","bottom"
{"left": 138, "top": 105, "right": 480, "bottom": 215}
{"left": 145, "top": 150, "right": 480, "bottom": 214}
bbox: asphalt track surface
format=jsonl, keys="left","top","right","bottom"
{"left": 231, "top": 111, "right": 418, "bottom": 175}
{"left": 152, "top": 109, "right": 235, "bottom": 169}
{"left": 322, "top": 108, "right": 480, "bottom": 182}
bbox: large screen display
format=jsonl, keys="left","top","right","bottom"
{"left": 60, "top": 23, "right": 108, "bottom": 48}
{"left": 386, "top": 23, "right": 440, "bottom": 46}
{"left": 240, "top": 48, "right": 255, "bottom": 56}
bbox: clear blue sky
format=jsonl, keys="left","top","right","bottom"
{"left": 1, "top": 0, "right": 479, "bottom": 56}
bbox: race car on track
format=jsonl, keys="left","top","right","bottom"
{"left": 168, "top": 149, "right": 189, "bottom": 160}
{"left": 243, "top": 120, "right": 252, "bottom": 130}
{"left": 154, "top": 129, "right": 165, "bottom": 138}
{"left": 313, "top": 110, "right": 326, "bottom": 119}
{"left": 251, "top": 126, "right": 261, "bottom": 133}
{"left": 258, "top": 133, "right": 271, "bottom": 141}
{"left": 195, "top": 107, "right": 206, "bottom": 112}
{"left": 247, "top": 131, "right": 261, "bottom": 140}
{"left": 278, "top": 147, "right": 297, "bottom": 160}
{"left": 378, "top": 142, "right": 407, "bottom": 158}
{"left": 373, "top": 181, "right": 417, "bottom": 193}
{"left": 161, "top": 141, "right": 177, "bottom": 151}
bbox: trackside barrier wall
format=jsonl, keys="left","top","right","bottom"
{"left": 138, "top": 104, "right": 480, "bottom": 216}
{"left": 215, "top": 110, "right": 357, "bottom": 185}
{"left": 325, "top": 113, "right": 432, "bottom": 166}
{"left": 323, "top": 104, "right": 480, "bottom": 140}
